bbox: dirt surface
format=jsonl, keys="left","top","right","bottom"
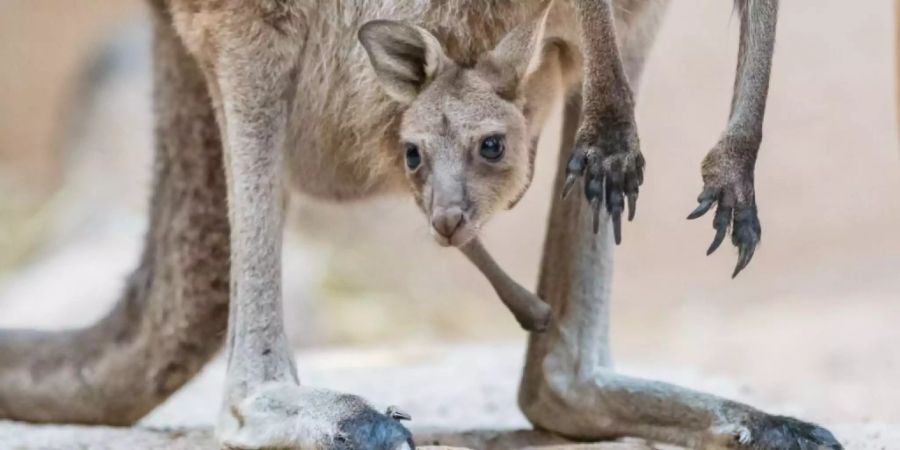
{"left": 0, "top": 345, "right": 897, "bottom": 449}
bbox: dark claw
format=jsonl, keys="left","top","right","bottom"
{"left": 567, "top": 150, "right": 586, "bottom": 174}
{"left": 562, "top": 151, "right": 586, "bottom": 199}
{"left": 749, "top": 414, "right": 843, "bottom": 450}
{"left": 624, "top": 172, "right": 639, "bottom": 222}
{"left": 337, "top": 400, "right": 414, "bottom": 450}
{"left": 687, "top": 187, "right": 720, "bottom": 219}
{"left": 385, "top": 406, "right": 412, "bottom": 421}
{"left": 730, "top": 206, "right": 761, "bottom": 277}
{"left": 687, "top": 198, "right": 716, "bottom": 220}
{"left": 612, "top": 210, "right": 622, "bottom": 245}
{"left": 565, "top": 138, "right": 643, "bottom": 241}
{"left": 697, "top": 186, "right": 719, "bottom": 201}
{"left": 707, "top": 204, "right": 732, "bottom": 255}
{"left": 732, "top": 244, "right": 756, "bottom": 278}
{"left": 561, "top": 174, "right": 577, "bottom": 199}
{"left": 605, "top": 169, "right": 625, "bottom": 244}
{"left": 586, "top": 172, "right": 604, "bottom": 234}
{"left": 585, "top": 167, "right": 603, "bottom": 198}
{"left": 707, "top": 226, "right": 728, "bottom": 255}
{"left": 626, "top": 192, "right": 637, "bottom": 221}
{"left": 591, "top": 197, "right": 601, "bottom": 234}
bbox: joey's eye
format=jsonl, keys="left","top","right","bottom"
{"left": 405, "top": 143, "right": 421, "bottom": 170}
{"left": 479, "top": 135, "right": 505, "bottom": 162}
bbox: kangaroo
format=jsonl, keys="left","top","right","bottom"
{"left": 0, "top": 1, "right": 844, "bottom": 449}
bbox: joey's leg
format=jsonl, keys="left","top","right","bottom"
{"left": 518, "top": 69, "right": 841, "bottom": 450}
{"left": 687, "top": 0, "right": 777, "bottom": 277}
{"left": 179, "top": 11, "right": 412, "bottom": 450}
{"left": 562, "top": 0, "right": 645, "bottom": 245}
{"left": 460, "top": 238, "right": 552, "bottom": 332}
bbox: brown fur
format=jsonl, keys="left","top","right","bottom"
{"left": 0, "top": 1, "right": 843, "bottom": 449}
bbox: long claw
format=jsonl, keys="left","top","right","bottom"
{"left": 627, "top": 193, "right": 637, "bottom": 221}
{"left": 732, "top": 244, "right": 756, "bottom": 278}
{"left": 612, "top": 210, "right": 622, "bottom": 245}
{"left": 687, "top": 198, "right": 715, "bottom": 220}
{"left": 708, "top": 205, "right": 732, "bottom": 255}
{"left": 386, "top": 406, "right": 412, "bottom": 421}
{"left": 707, "top": 226, "right": 728, "bottom": 255}
{"left": 561, "top": 174, "right": 577, "bottom": 199}
{"left": 591, "top": 197, "right": 601, "bottom": 234}
{"left": 564, "top": 152, "right": 586, "bottom": 201}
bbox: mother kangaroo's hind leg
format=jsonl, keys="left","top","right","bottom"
{"left": 167, "top": 3, "right": 412, "bottom": 449}
{"left": 0, "top": 1, "right": 230, "bottom": 425}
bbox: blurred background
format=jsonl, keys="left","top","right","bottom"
{"left": 1, "top": 0, "right": 898, "bottom": 429}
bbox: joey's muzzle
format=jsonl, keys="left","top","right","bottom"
{"left": 429, "top": 169, "right": 475, "bottom": 247}
{"left": 431, "top": 207, "right": 463, "bottom": 239}
{"left": 429, "top": 206, "right": 476, "bottom": 247}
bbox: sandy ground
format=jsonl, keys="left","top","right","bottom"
{"left": 0, "top": 0, "right": 898, "bottom": 448}
{"left": 1, "top": 345, "right": 899, "bottom": 449}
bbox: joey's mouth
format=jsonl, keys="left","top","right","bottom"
{"left": 431, "top": 222, "right": 478, "bottom": 247}
{"left": 429, "top": 210, "right": 479, "bottom": 247}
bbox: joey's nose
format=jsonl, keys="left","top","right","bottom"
{"left": 431, "top": 208, "right": 464, "bottom": 238}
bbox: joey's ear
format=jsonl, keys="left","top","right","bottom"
{"left": 476, "top": 20, "right": 546, "bottom": 100}
{"left": 520, "top": 38, "right": 578, "bottom": 132}
{"left": 359, "top": 20, "right": 449, "bottom": 103}
{"left": 477, "top": 8, "right": 580, "bottom": 101}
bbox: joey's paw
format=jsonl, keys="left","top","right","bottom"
{"left": 688, "top": 139, "right": 761, "bottom": 278}
{"left": 562, "top": 121, "right": 644, "bottom": 244}
{"left": 724, "top": 414, "right": 842, "bottom": 450}
{"left": 218, "top": 382, "right": 414, "bottom": 450}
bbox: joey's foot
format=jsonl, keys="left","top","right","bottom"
{"left": 687, "top": 137, "right": 761, "bottom": 278}
{"left": 562, "top": 120, "right": 644, "bottom": 244}
{"left": 711, "top": 412, "right": 842, "bottom": 450}
{"left": 218, "top": 382, "right": 414, "bottom": 450}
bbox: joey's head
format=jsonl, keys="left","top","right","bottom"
{"left": 360, "top": 20, "right": 574, "bottom": 247}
